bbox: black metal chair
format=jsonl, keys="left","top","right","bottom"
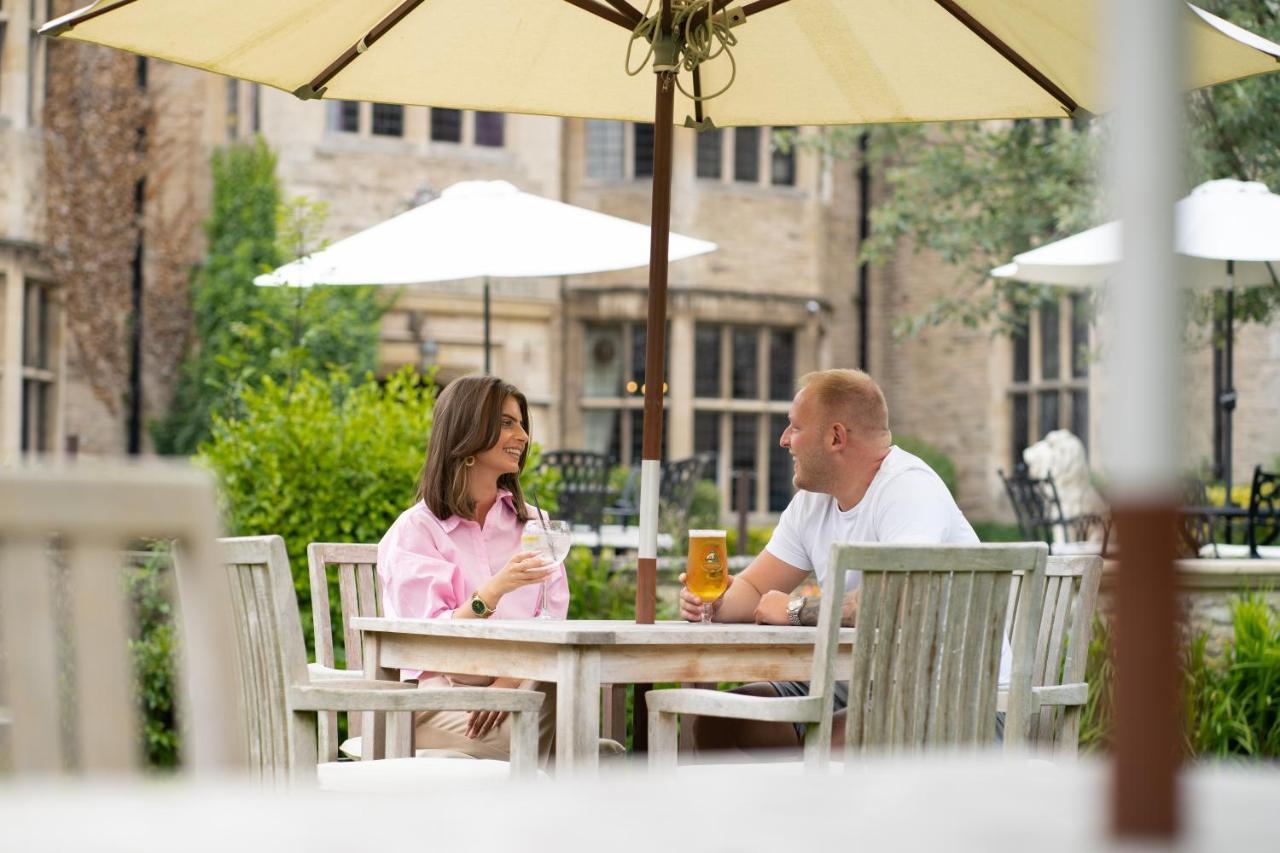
{"left": 998, "top": 465, "right": 1110, "bottom": 554}
{"left": 661, "top": 453, "right": 713, "bottom": 524}
{"left": 539, "top": 450, "right": 612, "bottom": 543}
{"left": 1247, "top": 466, "right": 1280, "bottom": 559}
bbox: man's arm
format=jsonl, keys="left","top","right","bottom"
{"left": 678, "top": 549, "right": 807, "bottom": 623}
{"left": 797, "top": 587, "right": 859, "bottom": 627}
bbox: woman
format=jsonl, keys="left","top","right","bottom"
{"left": 378, "top": 374, "right": 568, "bottom": 763}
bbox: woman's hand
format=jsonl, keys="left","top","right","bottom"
{"left": 465, "top": 677, "right": 524, "bottom": 739}
{"left": 478, "top": 550, "right": 554, "bottom": 603}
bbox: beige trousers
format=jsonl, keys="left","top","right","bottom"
{"left": 413, "top": 676, "right": 557, "bottom": 766}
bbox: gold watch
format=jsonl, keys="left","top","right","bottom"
{"left": 469, "top": 592, "right": 496, "bottom": 618}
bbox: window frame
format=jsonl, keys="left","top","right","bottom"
{"left": 1007, "top": 295, "right": 1091, "bottom": 468}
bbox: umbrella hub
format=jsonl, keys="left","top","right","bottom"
{"left": 627, "top": 0, "right": 747, "bottom": 112}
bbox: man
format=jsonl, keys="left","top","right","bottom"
{"left": 679, "top": 368, "right": 1005, "bottom": 756}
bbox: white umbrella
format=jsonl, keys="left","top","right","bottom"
{"left": 993, "top": 178, "right": 1280, "bottom": 497}
{"left": 255, "top": 179, "right": 718, "bottom": 372}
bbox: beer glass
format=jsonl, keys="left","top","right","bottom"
{"left": 686, "top": 529, "right": 729, "bottom": 623}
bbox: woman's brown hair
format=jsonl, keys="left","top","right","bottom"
{"left": 416, "top": 374, "right": 531, "bottom": 523}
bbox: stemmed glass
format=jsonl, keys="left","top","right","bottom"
{"left": 522, "top": 519, "right": 571, "bottom": 620}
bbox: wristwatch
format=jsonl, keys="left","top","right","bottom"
{"left": 469, "top": 592, "right": 496, "bottom": 618}
{"left": 787, "top": 597, "right": 804, "bottom": 626}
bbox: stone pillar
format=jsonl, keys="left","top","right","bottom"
{"left": 667, "top": 305, "right": 694, "bottom": 459}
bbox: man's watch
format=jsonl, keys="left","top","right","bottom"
{"left": 787, "top": 597, "right": 804, "bottom": 626}
{"left": 469, "top": 592, "right": 496, "bottom": 618}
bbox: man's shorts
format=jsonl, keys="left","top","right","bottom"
{"left": 768, "top": 680, "right": 1005, "bottom": 743}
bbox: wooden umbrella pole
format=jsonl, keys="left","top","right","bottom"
{"left": 637, "top": 0, "right": 676, "bottom": 626}
{"left": 637, "top": 73, "right": 676, "bottom": 625}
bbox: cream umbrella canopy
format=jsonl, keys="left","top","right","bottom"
{"left": 992, "top": 178, "right": 1280, "bottom": 501}
{"left": 42, "top": 0, "right": 1280, "bottom": 626}
{"left": 254, "top": 179, "right": 717, "bottom": 373}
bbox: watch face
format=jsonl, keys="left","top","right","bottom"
{"left": 471, "top": 596, "right": 487, "bottom": 615}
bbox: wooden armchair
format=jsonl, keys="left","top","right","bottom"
{"left": 1002, "top": 554, "right": 1103, "bottom": 757}
{"left": 221, "top": 536, "right": 543, "bottom": 784}
{"left": 646, "top": 542, "right": 1048, "bottom": 770}
{"left": 0, "top": 462, "right": 243, "bottom": 776}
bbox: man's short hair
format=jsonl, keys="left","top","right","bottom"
{"left": 798, "top": 368, "right": 889, "bottom": 435}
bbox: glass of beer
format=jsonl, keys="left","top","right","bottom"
{"left": 686, "top": 529, "right": 729, "bottom": 623}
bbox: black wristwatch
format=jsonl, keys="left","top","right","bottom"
{"left": 787, "top": 597, "right": 804, "bottom": 626}
{"left": 469, "top": 592, "right": 496, "bottom": 618}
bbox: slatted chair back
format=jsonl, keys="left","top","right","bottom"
{"left": 306, "top": 542, "right": 381, "bottom": 759}
{"left": 819, "top": 543, "right": 1047, "bottom": 755}
{"left": 1006, "top": 554, "right": 1103, "bottom": 756}
{"left": 307, "top": 542, "right": 381, "bottom": 674}
{"left": 220, "top": 535, "right": 316, "bottom": 784}
{"left": 1248, "top": 466, "right": 1280, "bottom": 557}
{"left": 0, "top": 463, "right": 243, "bottom": 777}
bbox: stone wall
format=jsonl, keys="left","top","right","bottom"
{"left": 1100, "top": 559, "right": 1280, "bottom": 660}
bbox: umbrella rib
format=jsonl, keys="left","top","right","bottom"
{"left": 42, "top": 0, "right": 141, "bottom": 35}
{"left": 741, "top": 0, "right": 794, "bottom": 17}
{"left": 598, "top": 0, "right": 646, "bottom": 28}
{"left": 297, "top": 0, "right": 428, "bottom": 99}
{"left": 562, "top": 0, "right": 644, "bottom": 31}
{"left": 932, "top": 0, "right": 1079, "bottom": 117}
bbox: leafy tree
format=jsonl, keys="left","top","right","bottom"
{"left": 152, "top": 139, "right": 386, "bottom": 455}
{"left": 823, "top": 0, "right": 1280, "bottom": 335}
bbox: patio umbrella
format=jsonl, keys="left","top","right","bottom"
{"left": 992, "top": 178, "right": 1280, "bottom": 501}
{"left": 253, "top": 179, "right": 717, "bottom": 373}
{"left": 42, "top": 0, "right": 1280, "bottom": 625}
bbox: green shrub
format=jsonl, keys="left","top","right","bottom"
{"left": 127, "top": 544, "right": 180, "bottom": 769}
{"left": 197, "top": 367, "right": 557, "bottom": 658}
{"left": 1081, "top": 594, "right": 1280, "bottom": 758}
{"left": 1185, "top": 593, "right": 1280, "bottom": 757}
{"left": 894, "top": 434, "right": 958, "bottom": 497}
{"left": 725, "top": 525, "right": 775, "bottom": 556}
{"left": 971, "top": 520, "right": 1023, "bottom": 542}
{"left": 565, "top": 547, "right": 636, "bottom": 620}
{"left": 1078, "top": 615, "right": 1113, "bottom": 754}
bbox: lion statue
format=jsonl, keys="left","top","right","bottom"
{"left": 1022, "top": 429, "right": 1108, "bottom": 542}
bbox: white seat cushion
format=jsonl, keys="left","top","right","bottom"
{"left": 1198, "top": 543, "right": 1251, "bottom": 559}
{"left": 1049, "top": 541, "right": 1103, "bottom": 556}
{"left": 340, "top": 736, "right": 477, "bottom": 761}
{"left": 317, "top": 758, "right": 542, "bottom": 792}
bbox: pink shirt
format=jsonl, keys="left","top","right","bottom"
{"left": 378, "top": 492, "right": 571, "bottom": 668}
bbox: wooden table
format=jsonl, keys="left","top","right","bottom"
{"left": 351, "top": 617, "right": 856, "bottom": 775}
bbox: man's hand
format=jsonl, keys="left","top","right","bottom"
{"left": 753, "top": 589, "right": 791, "bottom": 625}
{"left": 678, "top": 572, "right": 735, "bottom": 622}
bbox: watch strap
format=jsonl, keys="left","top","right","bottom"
{"left": 787, "top": 597, "right": 803, "bottom": 626}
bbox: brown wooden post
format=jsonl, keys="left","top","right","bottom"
{"left": 1111, "top": 502, "right": 1181, "bottom": 837}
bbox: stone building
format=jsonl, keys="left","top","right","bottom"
{"left": 2, "top": 12, "right": 1276, "bottom": 523}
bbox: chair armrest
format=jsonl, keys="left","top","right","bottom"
{"left": 289, "top": 684, "right": 543, "bottom": 714}
{"left": 997, "top": 682, "right": 1088, "bottom": 713}
{"left": 646, "top": 688, "right": 823, "bottom": 723}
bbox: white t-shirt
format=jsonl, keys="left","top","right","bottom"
{"left": 766, "top": 446, "right": 1011, "bottom": 687}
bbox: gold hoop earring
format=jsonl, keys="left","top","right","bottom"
{"left": 464, "top": 456, "right": 476, "bottom": 468}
